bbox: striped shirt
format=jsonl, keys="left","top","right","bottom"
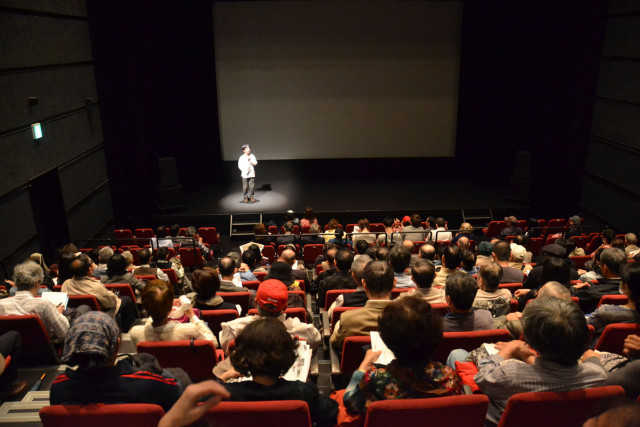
{"left": 0, "top": 291, "right": 69, "bottom": 342}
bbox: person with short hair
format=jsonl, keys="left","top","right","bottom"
{"left": 419, "top": 243, "right": 440, "bottom": 266}
{"left": 474, "top": 297, "right": 607, "bottom": 425}
{"left": 433, "top": 245, "right": 463, "bottom": 286}
{"left": 475, "top": 241, "right": 494, "bottom": 268}
{"left": 388, "top": 245, "right": 414, "bottom": 288}
{"left": 472, "top": 262, "right": 511, "bottom": 317}
{"left": 301, "top": 223, "right": 325, "bottom": 246}
{"left": 625, "top": 233, "right": 639, "bottom": 256}
{"left": 328, "top": 256, "right": 371, "bottom": 316}
{"left": 100, "top": 253, "right": 145, "bottom": 296}
{"left": 401, "top": 214, "right": 426, "bottom": 242}
{"left": 443, "top": 272, "right": 493, "bottom": 332}
{"left": 219, "top": 318, "right": 338, "bottom": 426}
{"left": 491, "top": 241, "right": 524, "bottom": 283}
{"left": 129, "top": 280, "right": 217, "bottom": 348}
{"left": 397, "top": 259, "right": 444, "bottom": 303}
{"left": 342, "top": 297, "right": 462, "bottom": 414}
{"left": 317, "top": 249, "right": 358, "bottom": 308}
{"left": 150, "top": 225, "right": 173, "bottom": 250}
{"left": 460, "top": 249, "right": 478, "bottom": 275}
{"left": 92, "top": 246, "right": 114, "bottom": 279}
{"left": 133, "top": 248, "right": 169, "bottom": 282}
{"left": 50, "top": 311, "right": 181, "bottom": 412}
{"left": 192, "top": 268, "right": 238, "bottom": 312}
{"left": 571, "top": 247, "right": 628, "bottom": 313}
{"left": 376, "top": 216, "right": 402, "bottom": 247}
{"left": 330, "top": 261, "right": 395, "bottom": 350}
{"left": 238, "top": 144, "right": 257, "bottom": 203}
{"left": 428, "top": 217, "right": 452, "bottom": 242}
{"left": 353, "top": 218, "right": 376, "bottom": 246}
{"left": 217, "top": 257, "right": 250, "bottom": 292}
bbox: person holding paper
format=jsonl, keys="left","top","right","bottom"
{"left": 342, "top": 297, "right": 462, "bottom": 414}
{"left": 219, "top": 318, "right": 338, "bottom": 427}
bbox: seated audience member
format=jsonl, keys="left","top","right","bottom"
{"left": 376, "top": 216, "right": 402, "bottom": 247}
{"left": 474, "top": 298, "right": 608, "bottom": 425}
{"left": 555, "top": 237, "right": 584, "bottom": 261}
{"left": 100, "top": 253, "right": 145, "bottom": 295}
{"left": 353, "top": 218, "right": 377, "bottom": 246}
{"left": 150, "top": 225, "right": 173, "bottom": 250}
{"left": 328, "top": 256, "right": 371, "bottom": 316}
{"left": 182, "top": 226, "right": 213, "bottom": 260}
{"left": 397, "top": 259, "right": 443, "bottom": 303}
{"left": 365, "top": 245, "right": 377, "bottom": 260}
{"left": 50, "top": 311, "right": 181, "bottom": 412}
{"left": 492, "top": 241, "right": 524, "bottom": 283}
{"left": 389, "top": 245, "right": 414, "bottom": 288}
{"left": 328, "top": 226, "right": 352, "bottom": 248}
{"left": 419, "top": 243, "right": 440, "bottom": 266}
{"left": 624, "top": 233, "right": 639, "bottom": 256}
{"left": 475, "top": 241, "right": 494, "bottom": 268}
{"left": 129, "top": 280, "right": 217, "bottom": 348}
{"left": 121, "top": 250, "right": 137, "bottom": 271}
{"left": 28, "top": 252, "right": 55, "bottom": 290}
{"left": 401, "top": 214, "right": 426, "bottom": 242}
{"left": 354, "top": 240, "right": 370, "bottom": 262}
{"left": 300, "top": 207, "right": 318, "bottom": 228}
{"left": 516, "top": 255, "right": 572, "bottom": 310}
{"left": 278, "top": 248, "right": 307, "bottom": 283}
{"left": 330, "top": 261, "right": 394, "bottom": 350}
{"left": 218, "top": 280, "right": 321, "bottom": 356}
{"left": 428, "top": 217, "right": 453, "bottom": 242}
{"left": 133, "top": 248, "right": 169, "bottom": 282}
{"left": 0, "top": 261, "right": 73, "bottom": 344}
{"left": 433, "top": 245, "right": 463, "bottom": 287}
{"left": 217, "top": 257, "right": 250, "bottom": 292}
{"left": 150, "top": 247, "right": 172, "bottom": 270}
{"left": 248, "top": 222, "right": 272, "bottom": 247}
{"left": 157, "top": 381, "right": 229, "bottom": 427}
{"left": 317, "top": 249, "right": 358, "bottom": 308}
{"left": 452, "top": 222, "right": 475, "bottom": 246}
{"left": 512, "top": 235, "right": 533, "bottom": 263}
{"left": 310, "top": 245, "right": 338, "bottom": 295}
{"left": 302, "top": 223, "right": 325, "bottom": 246}
{"left": 192, "top": 268, "right": 238, "bottom": 312}
{"left": 499, "top": 216, "right": 523, "bottom": 239}
{"left": 443, "top": 272, "right": 493, "bottom": 332}
{"left": 456, "top": 236, "right": 471, "bottom": 252}
{"left": 276, "top": 222, "right": 296, "bottom": 246}
{"left": 611, "top": 238, "right": 626, "bottom": 251}
{"left": 587, "top": 262, "right": 640, "bottom": 346}
{"left": 62, "top": 254, "right": 137, "bottom": 332}
{"left": 56, "top": 252, "right": 77, "bottom": 286}
{"left": 460, "top": 249, "right": 478, "bottom": 275}
{"left": 563, "top": 215, "right": 583, "bottom": 239}
{"left": 0, "top": 332, "right": 26, "bottom": 398}
{"left": 508, "top": 243, "right": 527, "bottom": 271}
{"left": 323, "top": 219, "right": 341, "bottom": 243}
{"left": 473, "top": 262, "right": 511, "bottom": 317}
{"left": 342, "top": 298, "right": 462, "bottom": 414}
{"left": 571, "top": 248, "right": 627, "bottom": 313}
{"left": 226, "top": 251, "right": 257, "bottom": 283}
{"left": 91, "top": 246, "right": 114, "bottom": 279}
{"left": 604, "top": 333, "right": 640, "bottom": 400}
{"left": 375, "top": 246, "right": 390, "bottom": 262}
{"left": 218, "top": 318, "right": 338, "bottom": 427}
{"left": 527, "top": 243, "right": 579, "bottom": 289}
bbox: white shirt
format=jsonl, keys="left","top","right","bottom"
{"left": 429, "top": 227, "right": 453, "bottom": 242}
{"left": 238, "top": 154, "right": 257, "bottom": 178}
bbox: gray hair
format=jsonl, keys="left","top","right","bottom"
{"left": 522, "top": 297, "right": 588, "bottom": 366}
{"left": 626, "top": 233, "right": 637, "bottom": 246}
{"left": 121, "top": 251, "right": 133, "bottom": 266}
{"left": 351, "top": 256, "right": 372, "bottom": 284}
{"left": 186, "top": 226, "right": 197, "bottom": 238}
{"left": 13, "top": 261, "right": 44, "bottom": 291}
{"left": 98, "top": 246, "right": 114, "bottom": 263}
{"left": 600, "top": 248, "right": 627, "bottom": 275}
{"left": 538, "top": 281, "right": 571, "bottom": 300}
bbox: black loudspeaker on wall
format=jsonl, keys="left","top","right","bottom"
{"left": 157, "top": 157, "right": 184, "bottom": 211}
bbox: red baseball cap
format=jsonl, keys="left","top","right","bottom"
{"left": 256, "top": 279, "right": 288, "bottom": 313}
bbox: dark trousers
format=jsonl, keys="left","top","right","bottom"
{"left": 0, "top": 331, "right": 22, "bottom": 389}
{"left": 242, "top": 177, "right": 255, "bottom": 198}
{"left": 116, "top": 296, "right": 137, "bottom": 333}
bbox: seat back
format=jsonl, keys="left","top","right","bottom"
{"left": 586, "top": 235, "right": 603, "bottom": 254}
{"left": 254, "top": 271, "right": 268, "bottom": 282}
{"left": 134, "top": 275, "right": 157, "bottom": 283}
{"left": 200, "top": 309, "right": 239, "bottom": 339}
{"left": 103, "top": 283, "right": 136, "bottom": 303}
{"left": 364, "top": 395, "right": 489, "bottom": 427}
{"left": 570, "top": 255, "right": 592, "bottom": 270}
{"left": 571, "top": 235, "right": 591, "bottom": 250}
{"left": 68, "top": 294, "right": 101, "bottom": 311}
{"left": 204, "top": 400, "right": 311, "bottom": 427}
{"left": 341, "top": 335, "right": 372, "bottom": 380}
{"left": 261, "top": 245, "right": 276, "bottom": 264}
{"left": 247, "top": 307, "right": 307, "bottom": 323}
{"left": 136, "top": 340, "right": 219, "bottom": 381}
{"left": 485, "top": 221, "right": 507, "bottom": 238}
{"left": 179, "top": 247, "right": 204, "bottom": 268}
{"left": 40, "top": 403, "right": 164, "bottom": 427}
{"left": 114, "top": 229, "right": 135, "bottom": 246}
{"left": 527, "top": 237, "right": 543, "bottom": 256}
{"left": 596, "top": 294, "right": 628, "bottom": 309}
{"left": 0, "top": 315, "right": 60, "bottom": 365}
{"left": 543, "top": 219, "right": 566, "bottom": 237}
{"left": 160, "top": 269, "right": 179, "bottom": 287}
{"left": 217, "top": 292, "right": 251, "bottom": 314}
{"left": 303, "top": 244, "right": 324, "bottom": 265}
{"left": 241, "top": 280, "right": 261, "bottom": 291}
{"left": 324, "top": 289, "right": 356, "bottom": 311}
{"left": 370, "top": 223, "right": 385, "bottom": 233}
{"left": 497, "top": 386, "right": 625, "bottom": 427}
{"left": 594, "top": 323, "right": 640, "bottom": 355}
{"left": 268, "top": 225, "right": 279, "bottom": 235}
{"left": 197, "top": 227, "right": 219, "bottom": 246}
{"left": 331, "top": 306, "right": 359, "bottom": 333}
{"left": 433, "top": 329, "right": 511, "bottom": 363}
{"left": 391, "top": 288, "right": 412, "bottom": 299}
{"left": 430, "top": 302, "right": 450, "bottom": 317}
{"left": 498, "top": 282, "right": 523, "bottom": 295}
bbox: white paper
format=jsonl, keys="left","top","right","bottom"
{"left": 370, "top": 331, "right": 395, "bottom": 365}
{"left": 483, "top": 343, "right": 499, "bottom": 356}
{"left": 42, "top": 292, "right": 68, "bottom": 309}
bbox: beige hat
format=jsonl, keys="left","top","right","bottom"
{"left": 504, "top": 216, "right": 518, "bottom": 223}
{"left": 510, "top": 243, "right": 526, "bottom": 262}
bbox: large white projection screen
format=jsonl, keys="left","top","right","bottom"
{"left": 214, "top": 1, "right": 462, "bottom": 161}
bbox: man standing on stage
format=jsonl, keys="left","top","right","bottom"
{"left": 238, "top": 144, "right": 257, "bottom": 203}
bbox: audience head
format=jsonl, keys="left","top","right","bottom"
{"left": 513, "top": 234, "right": 528, "bottom": 247}
{"left": 280, "top": 248, "right": 297, "bottom": 266}
{"left": 253, "top": 223, "right": 267, "bottom": 235}
{"left": 266, "top": 261, "right": 294, "bottom": 287}
{"left": 89, "top": 248, "right": 101, "bottom": 265}
{"left": 375, "top": 246, "right": 389, "bottom": 261}
{"left": 283, "top": 222, "right": 294, "bottom": 234}
{"left": 121, "top": 251, "right": 134, "bottom": 268}
{"left": 445, "top": 272, "right": 478, "bottom": 311}
{"left": 477, "top": 241, "right": 493, "bottom": 257}
{"left": 540, "top": 256, "right": 571, "bottom": 286}
{"left": 611, "top": 238, "right": 625, "bottom": 251}
{"left": 600, "top": 248, "right": 627, "bottom": 277}
{"left": 156, "top": 225, "right": 168, "bottom": 238}
{"left": 410, "top": 214, "right": 422, "bottom": 228}
{"left": 442, "top": 245, "right": 462, "bottom": 270}
{"left": 492, "top": 241, "right": 511, "bottom": 262}
{"left": 382, "top": 216, "right": 394, "bottom": 228}
{"left": 218, "top": 256, "right": 237, "bottom": 278}
{"left": 461, "top": 250, "right": 476, "bottom": 270}
{"left": 325, "top": 247, "right": 338, "bottom": 266}
{"left": 625, "top": 233, "right": 638, "bottom": 247}
{"left": 186, "top": 226, "right": 197, "bottom": 238}
{"left": 61, "top": 311, "right": 120, "bottom": 372}
{"left": 351, "top": 256, "right": 371, "bottom": 286}
{"left": 13, "top": 261, "right": 43, "bottom": 291}
{"left": 459, "top": 222, "right": 473, "bottom": 233}
{"left": 435, "top": 217, "right": 446, "bottom": 228}
{"left": 522, "top": 297, "right": 589, "bottom": 366}
{"left": 61, "top": 243, "right": 79, "bottom": 254}
{"left": 411, "top": 259, "right": 436, "bottom": 289}
{"left": 192, "top": 267, "right": 221, "bottom": 301}
{"left": 365, "top": 245, "right": 377, "bottom": 260}
{"left": 169, "top": 224, "right": 180, "bottom": 237}
{"left": 70, "top": 254, "right": 92, "bottom": 278}
{"left": 362, "top": 261, "right": 395, "bottom": 298}
{"left": 141, "top": 280, "right": 174, "bottom": 324}
{"left": 327, "top": 219, "right": 339, "bottom": 230}
{"left": 538, "top": 281, "right": 571, "bottom": 300}
{"left": 355, "top": 239, "right": 369, "bottom": 255}
{"left": 379, "top": 297, "right": 443, "bottom": 368}
{"left": 509, "top": 243, "right": 527, "bottom": 263}
{"left": 309, "top": 223, "right": 321, "bottom": 234}
{"left": 478, "top": 262, "right": 503, "bottom": 291}
{"left": 138, "top": 248, "right": 152, "bottom": 265}
{"left": 57, "top": 252, "right": 77, "bottom": 283}
{"left": 303, "top": 207, "right": 315, "bottom": 220}
{"left": 602, "top": 228, "right": 615, "bottom": 244}
{"left": 156, "top": 247, "right": 169, "bottom": 261}
{"left": 334, "top": 226, "right": 344, "bottom": 240}
{"left": 620, "top": 262, "right": 640, "bottom": 308}
{"left": 106, "top": 254, "right": 128, "bottom": 278}
{"left": 98, "top": 246, "right": 114, "bottom": 264}
{"left": 389, "top": 245, "right": 411, "bottom": 274}
{"left": 256, "top": 280, "right": 288, "bottom": 316}
{"left": 419, "top": 243, "right": 436, "bottom": 261}
{"left": 457, "top": 236, "right": 470, "bottom": 250}
{"left": 335, "top": 249, "right": 354, "bottom": 272}
{"left": 231, "top": 317, "right": 297, "bottom": 380}
{"left": 357, "top": 218, "right": 370, "bottom": 231}
{"left": 426, "top": 216, "right": 436, "bottom": 229}
{"left": 555, "top": 238, "right": 576, "bottom": 258}
{"left": 401, "top": 239, "right": 415, "bottom": 252}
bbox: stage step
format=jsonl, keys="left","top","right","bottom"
{"left": 461, "top": 208, "right": 493, "bottom": 227}
{"left": 230, "top": 213, "right": 262, "bottom": 237}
